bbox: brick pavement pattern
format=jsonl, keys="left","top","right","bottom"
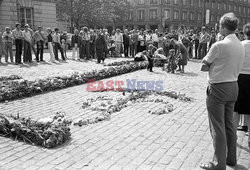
{"left": 0, "top": 61, "right": 249, "bottom": 170}
{"left": 0, "top": 52, "right": 131, "bottom": 81}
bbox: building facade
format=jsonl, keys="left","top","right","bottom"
{"left": 121, "top": 0, "right": 250, "bottom": 31}
{"left": 0, "top": 0, "right": 57, "bottom": 30}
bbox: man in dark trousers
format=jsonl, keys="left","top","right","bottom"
{"left": 95, "top": 29, "right": 106, "bottom": 63}
{"left": 123, "top": 29, "right": 130, "bottom": 57}
{"left": 34, "top": 26, "right": 46, "bottom": 62}
{"left": 12, "top": 23, "right": 23, "bottom": 64}
{"left": 200, "top": 13, "right": 245, "bottom": 170}
{"left": 53, "top": 28, "right": 65, "bottom": 61}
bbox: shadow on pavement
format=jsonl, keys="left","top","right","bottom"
{"left": 233, "top": 164, "right": 249, "bottom": 170}
{"left": 175, "top": 72, "right": 199, "bottom": 77}
{"left": 237, "top": 143, "right": 250, "bottom": 153}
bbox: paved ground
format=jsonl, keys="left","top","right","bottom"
{"left": 0, "top": 51, "right": 131, "bottom": 80}
{"left": 0, "top": 61, "right": 249, "bottom": 170}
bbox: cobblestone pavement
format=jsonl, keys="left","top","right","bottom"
{"left": 0, "top": 51, "right": 131, "bottom": 80}
{"left": 0, "top": 61, "right": 249, "bottom": 170}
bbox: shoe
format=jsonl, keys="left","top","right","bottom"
{"left": 226, "top": 161, "right": 236, "bottom": 167}
{"left": 200, "top": 162, "right": 222, "bottom": 170}
{"left": 237, "top": 126, "right": 248, "bottom": 132}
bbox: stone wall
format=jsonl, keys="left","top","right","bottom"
{"left": 0, "top": 0, "right": 57, "bottom": 30}
{"left": 0, "top": 0, "right": 18, "bottom": 29}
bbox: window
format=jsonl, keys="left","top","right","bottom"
{"left": 150, "top": 0, "right": 157, "bottom": 4}
{"left": 217, "top": 2, "right": 220, "bottom": 10}
{"left": 229, "top": 4, "right": 232, "bottom": 11}
{"left": 182, "top": 0, "right": 187, "bottom": 5}
{"left": 191, "top": 0, "right": 194, "bottom": 6}
{"left": 217, "top": 16, "right": 220, "bottom": 22}
{"left": 164, "top": 0, "right": 170, "bottom": 4}
{"left": 137, "top": 10, "right": 145, "bottom": 20}
{"left": 149, "top": 9, "right": 157, "bottom": 20}
{"left": 239, "top": 6, "right": 242, "bottom": 13}
{"left": 174, "top": 0, "right": 178, "bottom": 5}
{"left": 198, "top": 12, "right": 202, "bottom": 20}
{"left": 18, "top": 7, "right": 34, "bottom": 28}
{"left": 198, "top": 0, "right": 201, "bottom": 7}
{"left": 174, "top": 10, "right": 179, "bottom": 20}
{"left": 211, "top": 14, "right": 215, "bottom": 22}
{"left": 126, "top": 12, "right": 133, "bottom": 20}
{"left": 164, "top": 9, "right": 170, "bottom": 19}
{"left": 234, "top": 5, "right": 237, "bottom": 12}
{"left": 223, "top": 3, "right": 227, "bottom": 10}
{"left": 190, "top": 12, "right": 195, "bottom": 20}
{"left": 138, "top": 0, "right": 145, "bottom": 5}
{"left": 212, "top": 1, "right": 216, "bottom": 9}
{"left": 182, "top": 11, "right": 187, "bottom": 20}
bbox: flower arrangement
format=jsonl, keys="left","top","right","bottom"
{"left": 0, "top": 75, "right": 22, "bottom": 81}
{"left": 74, "top": 90, "right": 177, "bottom": 126}
{"left": 0, "top": 112, "right": 72, "bottom": 148}
{"left": 104, "top": 60, "right": 167, "bottom": 67}
{"left": 0, "top": 62, "right": 148, "bottom": 102}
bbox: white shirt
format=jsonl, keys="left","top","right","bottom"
{"left": 152, "top": 33, "right": 159, "bottom": 42}
{"left": 22, "top": 30, "right": 31, "bottom": 42}
{"left": 203, "top": 34, "right": 245, "bottom": 84}
{"left": 114, "top": 33, "right": 123, "bottom": 43}
{"left": 240, "top": 40, "right": 250, "bottom": 74}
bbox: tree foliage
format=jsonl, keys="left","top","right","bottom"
{"left": 56, "top": 0, "right": 132, "bottom": 29}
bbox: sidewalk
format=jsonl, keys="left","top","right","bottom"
{"left": 0, "top": 51, "right": 132, "bottom": 81}
{"left": 0, "top": 61, "right": 249, "bottom": 170}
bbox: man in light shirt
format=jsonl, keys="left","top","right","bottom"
{"left": 53, "top": 28, "right": 65, "bottom": 61}
{"left": 198, "top": 26, "right": 210, "bottom": 59}
{"left": 2, "top": 27, "right": 14, "bottom": 63}
{"left": 12, "top": 23, "right": 23, "bottom": 64}
{"left": 114, "top": 29, "right": 123, "bottom": 55}
{"left": 200, "top": 13, "right": 245, "bottom": 170}
{"left": 152, "top": 29, "right": 159, "bottom": 48}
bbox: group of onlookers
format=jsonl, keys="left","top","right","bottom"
{"left": 0, "top": 23, "right": 247, "bottom": 67}
{"left": 0, "top": 23, "right": 67, "bottom": 64}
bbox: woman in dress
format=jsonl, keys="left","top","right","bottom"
{"left": 234, "top": 23, "right": 250, "bottom": 147}
{"left": 171, "top": 38, "right": 188, "bottom": 73}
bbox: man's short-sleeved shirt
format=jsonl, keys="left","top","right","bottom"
{"left": 203, "top": 34, "right": 245, "bottom": 84}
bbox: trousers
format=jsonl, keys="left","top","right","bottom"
{"left": 206, "top": 81, "right": 238, "bottom": 170}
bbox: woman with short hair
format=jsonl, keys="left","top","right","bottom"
{"left": 234, "top": 22, "right": 250, "bottom": 147}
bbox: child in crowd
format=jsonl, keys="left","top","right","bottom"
{"left": 61, "top": 39, "right": 67, "bottom": 59}
{"left": 147, "top": 44, "right": 157, "bottom": 72}
{"left": 167, "top": 49, "right": 177, "bottom": 73}
{"left": 108, "top": 40, "right": 116, "bottom": 58}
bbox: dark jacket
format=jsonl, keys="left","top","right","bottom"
{"left": 71, "top": 34, "right": 81, "bottom": 47}
{"left": 123, "top": 34, "right": 130, "bottom": 46}
{"left": 95, "top": 34, "right": 106, "bottom": 50}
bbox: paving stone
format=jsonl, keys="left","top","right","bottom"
{"left": 0, "top": 61, "right": 249, "bottom": 170}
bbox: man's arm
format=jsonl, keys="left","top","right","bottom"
{"left": 201, "top": 43, "right": 219, "bottom": 71}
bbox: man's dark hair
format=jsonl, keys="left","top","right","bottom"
{"left": 55, "top": 28, "right": 59, "bottom": 32}
{"left": 220, "top": 13, "right": 239, "bottom": 32}
{"left": 243, "top": 23, "right": 250, "bottom": 38}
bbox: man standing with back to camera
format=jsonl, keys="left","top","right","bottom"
{"left": 200, "top": 13, "right": 245, "bottom": 170}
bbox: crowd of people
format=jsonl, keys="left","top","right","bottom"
{"left": 0, "top": 12, "right": 250, "bottom": 170}
{"left": 0, "top": 22, "right": 244, "bottom": 68}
